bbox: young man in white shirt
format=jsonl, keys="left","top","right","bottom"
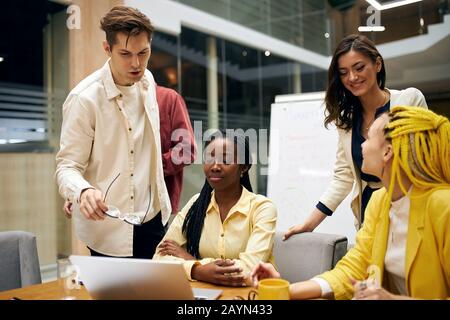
{"left": 56, "top": 6, "right": 171, "bottom": 258}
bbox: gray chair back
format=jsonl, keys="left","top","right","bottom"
{"left": 273, "top": 231, "right": 347, "bottom": 283}
{"left": 0, "top": 231, "right": 42, "bottom": 291}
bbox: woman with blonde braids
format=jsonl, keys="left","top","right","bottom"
{"left": 251, "top": 106, "right": 450, "bottom": 300}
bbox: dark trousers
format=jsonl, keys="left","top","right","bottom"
{"left": 89, "top": 212, "right": 165, "bottom": 259}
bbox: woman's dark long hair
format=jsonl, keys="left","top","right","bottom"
{"left": 324, "top": 34, "right": 386, "bottom": 131}
{"left": 182, "top": 130, "right": 253, "bottom": 259}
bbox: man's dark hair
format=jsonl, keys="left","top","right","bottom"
{"left": 100, "top": 6, "right": 154, "bottom": 48}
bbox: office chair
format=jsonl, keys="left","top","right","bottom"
{"left": 0, "top": 231, "right": 42, "bottom": 291}
{"left": 273, "top": 231, "right": 348, "bottom": 283}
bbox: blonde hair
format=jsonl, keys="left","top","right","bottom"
{"left": 383, "top": 106, "right": 450, "bottom": 202}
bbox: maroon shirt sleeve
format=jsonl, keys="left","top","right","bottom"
{"left": 157, "top": 86, "right": 197, "bottom": 176}
{"left": 156, "top": 85, "right": 197, "bottom": 213}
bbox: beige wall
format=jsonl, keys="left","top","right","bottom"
{"left": 0, "top": 154, "right": 69, "bottom": 266}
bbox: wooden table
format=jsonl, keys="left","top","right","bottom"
{"left": 0, "top": 280, "right": 252, "bottom": 300}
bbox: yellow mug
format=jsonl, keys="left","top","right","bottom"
{"left": 256, "top": 278, "right": 290, "bottom": 300}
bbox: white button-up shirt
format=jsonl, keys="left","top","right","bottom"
{"left": 55, "top": 60, "right": 171, "bottom": 256}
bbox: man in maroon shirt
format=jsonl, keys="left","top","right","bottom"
{"left": 156, "top": 85, "right": 196, "bottom": 221}
{"left": 64, "top": 85, "right": 196, "bottom": 228}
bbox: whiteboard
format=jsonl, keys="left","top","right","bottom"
{"left": 267, "top": 92, "right": 356, "bottom": 243}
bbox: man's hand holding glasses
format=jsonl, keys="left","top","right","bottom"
{"left": 77, "top": 173, "right": 150, "bottom": 226}
{"left": 80, "top": 188, "right": 108, "bottom": 221}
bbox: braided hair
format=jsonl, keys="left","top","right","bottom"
{"left": 381, "top": 106, "right": 450, "bottom": 214}
{"left": 182, "top": 130, "right": 253, "bottom": 259}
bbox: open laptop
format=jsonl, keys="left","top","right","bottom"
{"left": 69, "top": 255, "right": 222, "bottom": 300}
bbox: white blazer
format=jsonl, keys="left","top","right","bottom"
{"left": 318, "top": 88, "right": 428, "bottom": 230}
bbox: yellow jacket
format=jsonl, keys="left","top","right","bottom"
{"left": 318, "top": 186, "right": 450, "bottom": 300}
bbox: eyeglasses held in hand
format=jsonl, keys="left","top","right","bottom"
{"left": 103, "top": 173, "right": 151, "bottom": 226}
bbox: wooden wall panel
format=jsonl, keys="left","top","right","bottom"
{"left": 69, "top": 0, "right": 123, "bottom": 88}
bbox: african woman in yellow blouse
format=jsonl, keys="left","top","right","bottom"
{"left": 153, "top": 131, "right": 277, "bottom": 287}
{"left": 251, "top": 106, "right": 450, "bottom": 299}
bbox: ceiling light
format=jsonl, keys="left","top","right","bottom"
{"left": 264, "top": 50, "right": 271, "bottom": 57}
{"left": 0, "top": 57, "right": 4, "bottom": 63}
{"left": 9, "top": 139, "right": 27, "bottom": 144}
{"left": 365, "top": 0, "right": 422, "bottom": 11}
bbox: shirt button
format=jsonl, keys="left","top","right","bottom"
{"left": 118, "top": 108, "right": 122, "bottom": 111}
{"left": 130, "top": 150, "right": 134, "bottom": 154}
{"left": 131, "top": 196, "right": 134, "bottom": 200}
{"left": 220, "top": 233, "right": 224, "bottom": 237}
{"left": 131, "top": 173, "right": 134, "bottom": 177}
{"left": 129, "top": 128, "right": 132, "bottom": 131}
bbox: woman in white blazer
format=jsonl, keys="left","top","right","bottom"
{"left": 284, "top": 34, "right": 427, "bottom": 240}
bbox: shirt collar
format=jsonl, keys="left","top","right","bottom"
{"left": 101, "top": 58, "right": 150, "bottom": 101}
{"left": 207, "top": 186, "right": 252, "bottom": 216}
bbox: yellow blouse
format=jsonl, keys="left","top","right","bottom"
{"left": 153, "top": 187, "right": 277, "bottom": 280}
